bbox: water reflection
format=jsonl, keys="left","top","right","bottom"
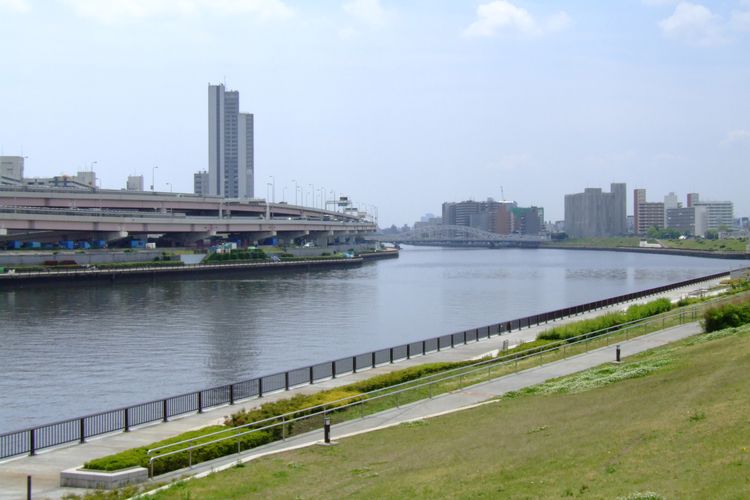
{"left": 0, "top": 247, "right": 736, "bottom": 432}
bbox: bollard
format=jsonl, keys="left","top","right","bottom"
{"left": 27, "top": 475, "right": 31, "bottom": 500}
{"left": 616, "top": 345, "right": 621, "bottom": 363}
{"left": 323, "top": 416, "right": 331, "bottom": 444}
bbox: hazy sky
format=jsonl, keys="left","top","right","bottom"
{"left": 1, "top": 0, "right": 748, "bottom": 226}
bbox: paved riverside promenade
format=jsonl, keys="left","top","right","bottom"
{"left": 0, "top": 279, "right": 723, "bottom": 499}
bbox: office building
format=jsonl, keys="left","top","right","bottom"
{"left": 633, "top": 188, "right": 646, "bottom": 234}
{"left": 693, "top": 200, "right": 734, "bottom": 231}
{"left": 0, "top": 156, "right": 24, "bottom": 182}
{"left": 687, "top": 193, "right": 699, "bottom": 207}
{"left": 442, "top": 198, "right": 543, "bottom": 235}
{"left": 194, "top": 170, "right": 209, "bottom": 196}
{"left": 207, "top": 83, "right": 254, "bottom": 198}
{"left": 126, "top": 175, "right": 144, "bottom": 191}
{"left": 666, "top": 206, "right": 707, "bottom": 237}
{"left": 564, "top": 183, "right": 626, "bottom": 238}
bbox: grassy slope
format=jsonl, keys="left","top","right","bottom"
{"left": 544, "top": 237, "right": 747, "bottom": 252}
{"left": 150, "top": 324, "right": 750, "bottom": 500}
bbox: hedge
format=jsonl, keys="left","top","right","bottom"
{"left": 84, "top": 425, "right": 273, "bottom": 476}
{"left": 703, "top": 301, "right": 750, "bottom": 333}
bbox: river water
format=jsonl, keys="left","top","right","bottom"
{"left": 0, "top": 247, "right": 740, "bottom": 433}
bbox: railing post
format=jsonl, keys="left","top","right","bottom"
{"left": 80, "top": 418, "right": 85, "bottom": 443}
{"left": 124, "top": 408, "right": 129, "bottom": 432}
{"left": 285, "top": 372, "right": 290, "bottom": 391}
{"left": 371, "top": 352, "right": 376, "bottom": 368}
{"left": 29, "top": 430, "right": 35, "bottom": 456}
{"left": 353, "top": 356, "right": 357, "bottom": 373}
{"left": 451, "top": 335, "right": 454, "bottom": 348}
{"left": 163, "top": 400, "right": 168, "bottom": 422}
{"left": 389, "top": 348, "right": 394, "bottom": 363}
{"left": 197, "top": 391, "right": 203, "bottom": 414}
{"left": 464, "top": 331, "right": 467, "bottom": 345}
{"left": 309, "top": 366, "right": 314, "bottom": 384}
{"left": 332, "top": 361, "right": 337, "bottom": 379}
{"left": 406, "top": 344, "right": 411, "bottom": 359}
{"left": 258, "top": 378, "right": 264, "bottom": 398}
{"left": 422, "top": 340, "right": 426, "bottom": 355}
{"left": 230, "top": 384, "right": 235, "bottom": 405}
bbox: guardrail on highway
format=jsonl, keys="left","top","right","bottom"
{"left": 0, "top": 270, "right": 730, "bottom": 460}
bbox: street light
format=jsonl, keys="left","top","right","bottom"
{"left": 268, "top": 176, "right": 275, "bottom": 203}
{"left": 308, "top": 184, "right": 314, "bottom": 208}
{"left": 165, "top": 182, "right": 172, "bottom": 193}
{"left": 282, "top": 186, "right": 287, "bottom": 203}
{"left": 292, "top": 179, "right": 299, "bottom": 205}
{"left": 151, "top": 165, "right": 158, "bottom": 192}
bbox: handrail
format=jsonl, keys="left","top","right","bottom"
{"left": 147, "top": 302, "right": 716, "bottom": 473}
{"left": 0, "top": 269, "right": 732, "bottom": 460}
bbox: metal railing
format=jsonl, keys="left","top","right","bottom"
{"left": 0, "top": 270, "right": 730, "bottom": 460}
{"left": 146, "top": 297, "right": 735, "bottom": 476}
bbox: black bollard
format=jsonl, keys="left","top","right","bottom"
{"left": 616, "top": 345, "right": 621, "bottom": 363}
{"left": 323, "top": 417, "right": 331, "bottom": 444}
{"left": 27, "top": 475, "right": 31, "bottom": 500}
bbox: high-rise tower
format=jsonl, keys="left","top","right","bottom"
{"left": 207, "top": 83, "right": 254, "bottom": 198}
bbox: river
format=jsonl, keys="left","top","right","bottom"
{"left": 0, "top": 247, "right": 740, "bottom": 433}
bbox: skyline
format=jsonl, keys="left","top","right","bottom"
{"left": 1, "top": 0, "right": 749, "bottom": 226}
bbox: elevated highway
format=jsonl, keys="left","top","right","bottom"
{"left": 0, "top": 187, "right": 376, "bottom": 245}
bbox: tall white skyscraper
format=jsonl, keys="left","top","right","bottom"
{"left": 208, "top": 83, "right": 254, "bottom": 198}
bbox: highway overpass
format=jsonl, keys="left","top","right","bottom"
{"left": 0, "top": 187, "right": 376, "bottom": 246}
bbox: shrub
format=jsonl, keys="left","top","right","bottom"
{"left": 538, "top": 298, "right": 673, "bottom": 341}
{"left": 703, "top": 302, "right": 750, "bottom": 332}
{"left": 84, "top": 425, "right": 273, "bottom": 476}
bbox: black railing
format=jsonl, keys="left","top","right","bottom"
{"left": 0, "top": 270, "right": 730, "bottom": 460}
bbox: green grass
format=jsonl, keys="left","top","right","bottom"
{"left": 544, "top": 236, "right": 748, "bottom": 253}
{"left": 544, "top": 237, "right": 642, "bottom": 248}
{"left": 659, "top": 238, "right": 748, "bottom": 252}
{"left": 137, "top": 323, "right": 750, "bottom": 500}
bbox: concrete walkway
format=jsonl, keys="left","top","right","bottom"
{"left": 0, "top": 279, "right": 720, "bottom": 499}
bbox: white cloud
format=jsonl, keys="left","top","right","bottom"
{"left": 463, "top": 1, "right": 570, "bottom": 38}
{"left": 731, "top": 1, "right": 750, "bottom": 32}
{"left": 722, "top": 129, "right": 750, "bottom": 144}
{"left": 61, "top": 0, "right": 293, "bottom": 24}
{"left": 659, "top": 2, "right": 726, "bottom": 46}
{"left": 342, "top": 0, "right": 386, "bottom": 27}
{"left": 0, "top": 0, "right": 31, "bottom": 13}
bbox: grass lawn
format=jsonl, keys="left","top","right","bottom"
{"left": 659, "top": 238, "right": 748, "bottom": 252}
{"left": 544, "top": 236, "right": 748, "bottom": 253}
{"left": 144, "top": 324, "right": 750, "bottom": 499}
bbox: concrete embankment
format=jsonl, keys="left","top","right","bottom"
{"left": 0, "top": 257, "right": 363, "bottom": 286}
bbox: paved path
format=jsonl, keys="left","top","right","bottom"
{"left": 0, "top": 279, "right": 720, "bottom": 499}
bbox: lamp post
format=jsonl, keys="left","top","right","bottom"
{"left": 268, "top": 176, "right": 275, "bottom": 203}
{"left": 329, "top": 190, "right": 336, "bottom": 212}
{"left": 282, "top": 186, "right": 287, "bottom": 203}
{"left": 308, "top": 184, "right": 314, "bottom": 208}
{"left": 151, "top": 165, "right": 158, "bottom": 192}
{"left": 292, "top": 179, "right": 299, "bottom": 205}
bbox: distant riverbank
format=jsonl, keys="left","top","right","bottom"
{"left": 541, "top": 244, "right": 750, "bottom": 260}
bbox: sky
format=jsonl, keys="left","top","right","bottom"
{"left": 0, "top": 0, "right": 748, "bottom": 227}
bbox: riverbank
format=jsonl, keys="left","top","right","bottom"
{"left": 0, "top": 288, "right": 730, "bottom": 498}
{"left": 0, "top": 257, "right": 365, "bottom": 286}
{"left": 145, "top": 322, "right": 750, "bottom": 499}
{"left": 541, "top": 243, "right": 750, "bottom": 260}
